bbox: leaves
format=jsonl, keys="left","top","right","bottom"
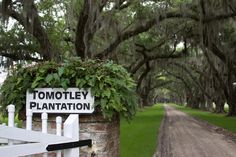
{"left": 0, "top": 59, "right": 138, "bottom": 120}
{"left": 58, "top": 67, "right": 65, "bottom": 77}
{"left": 45, "top": 74, "right": 54, "bottom": 84}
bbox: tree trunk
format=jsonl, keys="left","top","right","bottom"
{"left": 215, "top": 99, "right": 225, "bottom": 113}
{"left": 226, "top": 60, "right": 236, "bottom": 116}
{"left": 227, "top": 92, "right": 236, "bottom": 116}
{"left": 206, "top": 98, "right": 213, "bottom": 112}
{"left": 75, "top": 0, "right": 89, "bottom": 59}
{"left": 139, "top": 87, "right": 151, "bottom": 107}
{"left": 199, "top": 94, "right": 206, "bottom": 110}
{"left": 228, "top": 103, "right": 236, "bottom": 116}
{"left": 139, "top": 93, "right": 148, "bottom": 107}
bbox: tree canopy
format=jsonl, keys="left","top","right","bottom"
{"left": 0, "top": 0, "right": 236, "bottom": 116}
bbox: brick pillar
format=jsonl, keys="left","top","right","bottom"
{"left": 80, "top": 113, "right": 120, "bottom": 157}
{"left": 24, "top": 113, "right": 120, "bottom": 157}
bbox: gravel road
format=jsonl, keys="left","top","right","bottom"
{"left": 155, "top": 104, "right": 236, "bottom": 157}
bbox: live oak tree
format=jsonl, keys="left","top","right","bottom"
{"left": 1, "top": 0, "right": 236, "bottom": 115}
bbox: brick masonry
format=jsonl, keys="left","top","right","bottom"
{"left": 24, "top": 112, "right": 120, "bottom": 157}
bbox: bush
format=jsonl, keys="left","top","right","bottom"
{"left": 0, "top": 113, "right": 23, "bottom": 127}
{"left": 0, "top": 58, "right": 137, "bottom": 120}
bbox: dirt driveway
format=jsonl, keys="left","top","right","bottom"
{"left": 155, "top": 104, "right": 236, "bottom": 157}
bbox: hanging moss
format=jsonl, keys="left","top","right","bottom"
{"left": 0, "top": 58, "right": 138, "bottom": 120}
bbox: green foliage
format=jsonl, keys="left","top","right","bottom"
{"left": 120, "top": 104, "right": 164, "bottom": 157}
{"left": 0, "top": 59, "right": 138, "bottom": 120}
{"left": 0, "top": 113, "right": 23, "bottom": 128}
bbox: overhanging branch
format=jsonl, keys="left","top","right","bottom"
{"left": 6, "top": 1, "right": 56, "bottom": 60}
{"left": 96, "top": 8, "right": 236, "bottom": 59}
{"left": 0, "top": 51, "right": 43, "bottom": 62}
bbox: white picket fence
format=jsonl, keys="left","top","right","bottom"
{"left": 0, "top": 104, "right": 91, "bottom": 157}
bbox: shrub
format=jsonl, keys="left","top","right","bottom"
{"left": 0, "top": 58, "right": 137, "bottom": 120}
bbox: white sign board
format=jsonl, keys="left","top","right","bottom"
{"left": 26, "top": 88, "right": 94, "bottom": 113}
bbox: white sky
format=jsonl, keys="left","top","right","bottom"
{"left": 0, "top": 72, "right": 7, "bottom": 85}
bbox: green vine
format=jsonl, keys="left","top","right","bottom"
{"left": 0, "top": 58, "right": 138, "bottom": 120}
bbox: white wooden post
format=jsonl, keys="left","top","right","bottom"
{"left": 64, "top": 114, "right": 79, "bottom": 157}
{"left": 56, "top": 116, "right": 62, "bottom": 136}
{"left": 41, "top": 112, "right": 48, "bottom": 133}
{"left": 41, "top": 112, "right": 48, "bottom": 157}
{"left": 56, "top": 116, "right": 62, "bottom": 157}
{"left": 7, "top": 104, "right": 15, "bottom": 145}
{"left": 26, "top": 109, "right": 33, "bottom": 157}
{"left": 26, "top": 109, "right": 33, "bottom": 130}
{"left": 7, "top": 105, "right": 15, "bottom": 127}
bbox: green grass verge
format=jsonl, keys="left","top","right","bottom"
{"left": 170, "top": 104, "right": 236, "bottom": 133}
{"left": 120, "top": 104, "right": 164, "bottom": 157}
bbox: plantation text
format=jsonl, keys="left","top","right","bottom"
{"left": 26, "top": 88, "right": 95, "bottom": 113}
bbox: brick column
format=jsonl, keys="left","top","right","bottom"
{"left": 24, "top": 113, "right": 120, "bottom": 157}
{"left": 80, "top": 114, "right": 120, "bottom": 157}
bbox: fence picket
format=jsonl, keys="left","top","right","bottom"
{"left": 0, "top": 105, "right": 85, "bottom": 157}
{"left": 26, "top": 109, "right": 33, "bottom": 130}
{"left": 64, "top": 114, "right": 79, "bottom": 157}
{"left": 7, "top": 104, "right": 15, "bottom": 127}
{"left": 41, "top": 112, "right": 48, "bottom": 157}
{"left": 7, "top": 104, "right": 15, "bottom": 145}
{"left": 56, "top": 116, "right": 62, "bottom": 157}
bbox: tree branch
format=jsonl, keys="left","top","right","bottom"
{"left": 0, "top": 51, "right": 43, "bottom": 62}
{"left": 96, "top": 7, "right": 236, "bottom": 59}
{"left": 150, "top": 81, "right": 172, "bottom": 91}
{"left": 137, "top": 61, "right": 151, "bottom": 91}
{"left": 130, "top": 49, "right": 185, "bottom": 74}
{"left": 113, "top": 0, "right": 132, "bottom": 10}
{"left": 203, "top": 12, "right": 236, "bottom": 23}
{"left": 171, "top": 62, "right": 212, "bottom": 99}
{"left": 163, "top": 68, "right": 192, "bottom": 94}
{"left": 6, "top": 1, "right": 56, "bottom": 60}
{"left": 95, "top": 10, "right": 199, "bottom": 59}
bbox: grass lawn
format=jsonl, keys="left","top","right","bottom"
{"left": 170, "top": 104, "right": 236, "bottom": 134}
{"left": 120, "top": 104, "right": 164, "bottom": 157}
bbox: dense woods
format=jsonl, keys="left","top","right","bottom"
{"left": 0, "top": 0, "right": 236, "bottom": 116}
